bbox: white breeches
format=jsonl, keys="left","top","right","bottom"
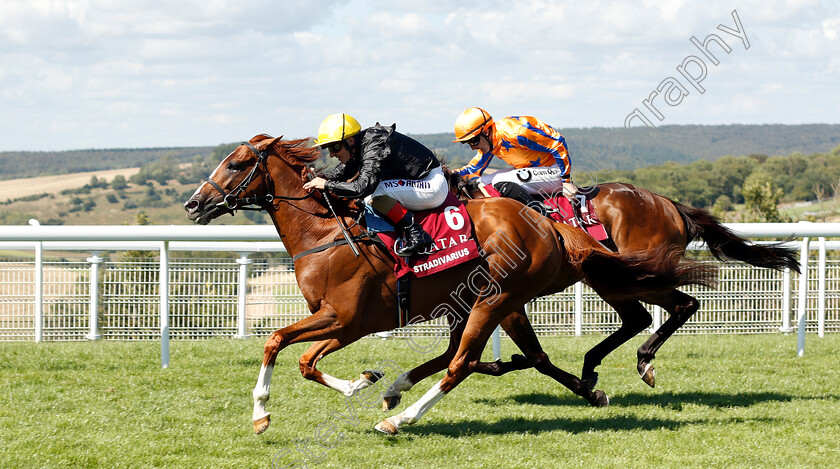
{"left": 365, "top": 167, "right": 449, "bottom": 211}
{"left": 480, "top": 166, "right": 567, "bottom": 197}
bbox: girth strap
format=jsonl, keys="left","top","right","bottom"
{"left": 291, "top": 233, "right": 375, "bottom": 262}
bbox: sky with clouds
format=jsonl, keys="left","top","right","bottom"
{"left": 0, "top": 0, "right": 838, "bottom": 151}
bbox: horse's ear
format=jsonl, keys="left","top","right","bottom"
{"left": 249, "top": 133, "right": 274, "bottom": 145}
{"left": 265, "top": 135, "right": 285, "bottom": 150}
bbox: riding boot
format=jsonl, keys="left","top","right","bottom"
{"left": 371, "top": 196, "right": 434, "bottom": 257}
{"left": 395, "top": 214, "right": 434, "bottom": 257}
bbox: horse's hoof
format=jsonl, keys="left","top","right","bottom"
{"left": 361, "top": 370, "right": 384, "bottom": 383}
{"left": 382, "top": 394, "right": 401, "bottom": 412}
{"left": 582, "top": 372, "right": 599, "bottom": 391}
{"left": 375, "top": 418, "right": 399, "bottom": 435}
{"left": 253, "top": 415, "right": 271, "bottom": 434}
{"left": 591, "top": 390, "right": 610, "bottom": 407}
{"left": 639, "top": 363, "right": 655, "bottom": 388}
{"left": 510, "top": 354, "right": 530, "bottom": 369}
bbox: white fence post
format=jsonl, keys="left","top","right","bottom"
{"left": 652, "top": 305, "right": 662, "bottom": 332}
{"left": 781, "top": 267, "right": 792, "bottom": 333}
{"left": 574, "top": 281, "right": 583, "bottom": 336}
{"left": 34, "top": 242, "right": 43, "bottom": 343}
{"left": 86, "top": 252, "right": 102, "bottom": 340}
{"left": 491, "top": 325, "right": 501, "bottom": 361}
{"left": 797, "top": 237, "right": 810, "bottom": 357}
{"left": 235, "top": 253, "right": 252, "bottom": 339}
{"left": 818, "top": 237, "right": 826, "bottom": 338}
{"left": 160, "top": 241, "right": 170, "bottom": 369}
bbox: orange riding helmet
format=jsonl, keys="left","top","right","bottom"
{"left": 452, "top": 107, "right": 493, "bottom": 143}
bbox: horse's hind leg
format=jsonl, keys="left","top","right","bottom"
{"left": 581, "top": 299, "right": 652, "bottom": 390}
{"left": 469, "top": 310, "right": 535, "bottom": 376}
{"left": 381, "top": 317, "right": 466, "bottom": 412}
{"left": 376, "top": 305, "right": 608, "bottom": 435}
{"left": 375, "top": 305, "right": 502, "bottom": 434}
{"left": 383, "top": 310, "right": 536, "bottom": 411}
{"left": 635, "top": 289, "right": 699, "bottom": 387}
{"left": 473, "top": 310, "right": 608, "bottom": 406}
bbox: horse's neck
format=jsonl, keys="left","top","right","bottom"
{"left": 265, "top": 178, "right": 355, "bottom": 260}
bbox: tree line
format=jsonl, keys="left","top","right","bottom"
{"left": 155, "top": 141, "right": 840, "bottom": 223}
{"left": 4, "top": 124, "right": 840, "bottom": 181}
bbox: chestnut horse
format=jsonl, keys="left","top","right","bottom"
{"left": 447, "top": 174, "right": 800, "bottom": 389}
{"left": 184, "top": 135, "right": 714, "bottom": 435}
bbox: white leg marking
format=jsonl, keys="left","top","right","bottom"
{"left": 322, "top": 372, "right": 378, "bottom": 397}
{"left": 252, "top": 364, "right": 273, "bottom": 421}
{"left": 385, "top": 380, "right": 446, "bottom": 430}
{"left": 321, "top": 373, "right": 355, "bottom": 396}
{"left": 383, "top": 371, "right": 413, "bottom": 398}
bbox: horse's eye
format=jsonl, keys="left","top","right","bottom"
{"left": 227, "top": 161, "right": 244, "bottom": 171}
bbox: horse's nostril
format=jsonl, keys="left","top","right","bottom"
{"left": 185, "top": 200, "right": 198, "bottom": 210}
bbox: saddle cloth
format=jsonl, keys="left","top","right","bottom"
{"left": 481, "top": 184, "right": 608, "bottom": 241}
{"left": 543, "top": 195, "right": 609, "bottom": 241}
{"left": 365, "top": 192, "right": 479, "bottom": 279}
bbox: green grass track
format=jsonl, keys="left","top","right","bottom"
{"left": 1, "top": 334, "right": 838, "bottom": 468}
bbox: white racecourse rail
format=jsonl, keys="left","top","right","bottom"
{"left": 0, "top": 223, "right": 838, "bottom": 366}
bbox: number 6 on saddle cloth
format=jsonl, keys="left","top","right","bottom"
{"left": 364, "top": 192, "right": 480, "bottom": 327}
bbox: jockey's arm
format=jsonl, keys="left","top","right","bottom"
{"left": 452, "top": 151, "right": 494, "bottom": 181}
{"left": 323, "top": 128, "right": 388, "bottom": 199}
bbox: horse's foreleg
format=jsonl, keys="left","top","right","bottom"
{"left": 299, "top": 339, "right": 383, "bottom": 397}
{"left": 581, "top": 299, "right": 652, "bottom": 390}
{"left": 253, "top": 307, "right": 341, "bottom": 434}
{"left": 635, "top": 290, "right": 700, "bottom": 388}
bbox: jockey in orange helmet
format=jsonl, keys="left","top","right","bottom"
{"left": 451, "top": 107, "right": 577, "bottom": 215}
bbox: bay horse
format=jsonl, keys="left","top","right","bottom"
{"left": 447, "top": 172, "right": 800, "bottom": 389}
{"left": 184, "top": 135, "right": 714, "bottom": 435}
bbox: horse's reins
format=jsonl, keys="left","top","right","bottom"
{"left": 203, "top": 141, "right": 362, "bottom": 260}
{"left": 302, "top": 166, "right": 360, "bottom": 258}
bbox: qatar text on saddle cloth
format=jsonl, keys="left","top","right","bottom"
{"left": 374, "top": 192, "right": 479, "bottom": 279}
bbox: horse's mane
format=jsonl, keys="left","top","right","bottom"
{"left": 278, "top": 137, "right": 321, "bottom": 164}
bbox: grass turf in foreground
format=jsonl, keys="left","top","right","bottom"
{"left": 0, "top": 334, "right": 838, "bottom": 468}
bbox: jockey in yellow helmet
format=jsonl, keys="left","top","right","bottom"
{"left": 304, "top": 112, "right": 447, "bottom": 256}
{"left": 452, "top": 107, "right": 577, "bottom": 214}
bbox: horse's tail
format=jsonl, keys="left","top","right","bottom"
{"left": 556, "top": 225, "right": 717, "bottom": 299}
{"left": 672, "top": 202, "right": 800, "bottom": 273}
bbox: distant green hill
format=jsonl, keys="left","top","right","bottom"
{"left": 411, "top": 123, "right": 840, "bottom": 172}
{"left": 2, "top": 124, "right": 839, "bottom": 181}
{"left": 0, "top": 147, "right": 215, "bottom": 181}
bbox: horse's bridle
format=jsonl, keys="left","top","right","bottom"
{"left": 203, "top": 140, "right": 366, "bottom": 260}
{"left": 203, "top": 141, "right": 314, "bottom": 211}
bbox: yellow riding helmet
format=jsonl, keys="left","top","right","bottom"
{"left": 452, "top": 107, "right": 493, "bottom": 143}
{"left": 314, "top": 113, "right": 362, "bottom": 147}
